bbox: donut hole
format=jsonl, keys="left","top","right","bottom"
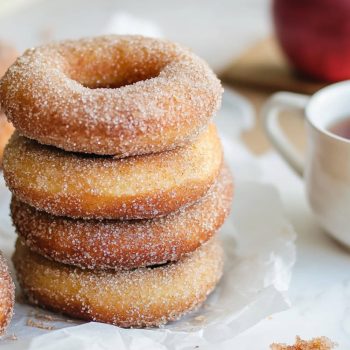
{"left": 77, "top": 66, "right": 163, "bottom": 89}
{"left": 65, "top": 54, "right": 166, "bottom": 90}
{"left": 84, "top": 67, "right": 160, "bottom": 90}
{"left": 58, "top": 40, "right": 170, "bottom": 90}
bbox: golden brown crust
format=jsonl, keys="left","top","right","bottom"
{"left": 0, "top": 35, "right": 222, "bottom": 156}
{"left": 3, "top": 124, "right": 222, "bottom": 219}
{"left": 0, "top": 252, "right": 14, "bottom": 335}
{"left": 11, "top": 164, "right": 233, "bottom": 270}
{"left": 13, "top": 237, "right": 223, "bottom": 327}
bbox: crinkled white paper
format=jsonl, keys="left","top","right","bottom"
{"left": 0, "top": 90, "right": 296, "bottom": 349}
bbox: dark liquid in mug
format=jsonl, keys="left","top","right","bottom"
{"left": 328, "top": 117, "right": 350, "bottom": 139}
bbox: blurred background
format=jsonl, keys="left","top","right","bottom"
{"left": 0, "top": 0, "right": 270, "bottom": 72}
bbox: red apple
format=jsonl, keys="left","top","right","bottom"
{"left": 273, "top": 0, "right": 350, "bottom": 82}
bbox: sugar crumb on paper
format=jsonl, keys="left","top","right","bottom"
{"left": 26, "top": 318, "right": 55, "bottom": 331}
{"left": 270, "top": 336, "right": 336, "bottom": 350}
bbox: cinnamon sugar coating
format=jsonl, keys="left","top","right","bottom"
{"left": 13, "top": 237, "right": 223, "bottom": 327}
{"left": 3, "top": 124, "right": 222, "bottom": 219}
{"left": 0, "top": 252, "right": 14, "bottom": 335}
{"left": 0, "top": 35, "right": 223, "bottom": 156}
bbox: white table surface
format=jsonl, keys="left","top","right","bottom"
{"left": 1, "top": 0, "right": 350, "bottom": 348}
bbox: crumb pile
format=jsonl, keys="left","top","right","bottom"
{"left": 271, "top": 336, "right": 336, "bottom": 350}
{"left": 0, "top": 35, "right": 232, "bottom": 327}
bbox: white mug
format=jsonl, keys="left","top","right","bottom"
{"left": 262, "top": 81, "right": 350, "bottom": 246}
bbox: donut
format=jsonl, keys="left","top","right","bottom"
{"left": 13, "top": 237, "right": 223, "bottom": 327}
{"left": 0, "top": 35, "right": 223, "bottom": 156}
{"left": 0, "top": 252, "right": 14, "bottom": 335}
{"left": 11, "top": 164, "right": 233, "bottom": 270}
{"left": 0, "top": 42, "right": 17, "bottom": 165}
{"left": 3, "top": 124, "right": 222, "bottom": 219}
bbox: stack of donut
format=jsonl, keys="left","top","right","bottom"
{"left": 0, "top": 35, "right": 233, "bottom": 327}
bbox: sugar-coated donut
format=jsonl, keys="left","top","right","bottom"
{"left": 0, "top": 252, "right": 14, "bottom": 335}
{"left": 0, "top": 35, "right": 223, "bottom": 156}
{"left": 3, "top": 124, "right": 222, "bottom": 219}
{"left": 11, "top": 164, "right": 232, "bottom": 270}
{"left": 13, "top": 237, "right": 223, "bottom": 327}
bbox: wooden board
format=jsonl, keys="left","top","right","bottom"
{"left": 220, "top": 37, "right": 316, "bottom": 155}
{"left": 220, "top": 37, "right": 325, "bottom": 95}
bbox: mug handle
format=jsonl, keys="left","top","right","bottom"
{"left": 262, "top": 92, "right": 311, "bottom": 177}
